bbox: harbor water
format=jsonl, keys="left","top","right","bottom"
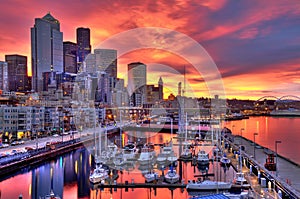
{"left": 0, "top": 116, "right": 299, "bottom": 198}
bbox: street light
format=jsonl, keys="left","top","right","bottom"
{"left": 275, "top": 140, "right": 282, "bottom": 176}
{"left": 253, "top": 133, "right": 258, "bottom": 159}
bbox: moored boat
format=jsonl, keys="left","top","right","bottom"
{"left": 186, "top": 179, "right": 232, "bottom": 191}
{"left": 89, "top": 164, "right": 109, "bottom": 184}
{"left": 197, "top": 150, "right": 209, "bottom": 165}
{"left": 220, "top": 154, "right": 231, "bottom": 167}
{"left": 164, "top": 168, "right": 180, "bottom": 184}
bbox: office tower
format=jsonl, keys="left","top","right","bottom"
{"left": 5, "top": 54, "right": 31, "bottom": 92}
{"left": 158, "top": 77, "right": 163, "bottom": 100}
{"left": 85, "top": 49, "right": 117, "bottom": 78}
{"left": 0, "top": 61, "right": 8, "bottom": 91}
{"left": 127, "top": 62, "right": 146, "bottom": 107}
{"left": 77, "top": 27, "right": 91, "bottom": 63}
{"left": 63, "top": 41, "right": 78, "bottom": 74}
{"left": 31, "top": 12, "right": 63, "bottom": 92}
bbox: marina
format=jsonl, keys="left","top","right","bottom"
{"left": 0, "top": 116, "right": 300, "bottom": 198}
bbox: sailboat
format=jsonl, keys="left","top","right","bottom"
{"left": 180, "top": 113, "right": 192, "bottom": 159}
{"left": 89, "top": 109, "right": 109, "bottom": 184}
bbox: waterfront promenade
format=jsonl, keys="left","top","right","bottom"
{"left": 228, "top": 135, "right": 300, "bottom": 198}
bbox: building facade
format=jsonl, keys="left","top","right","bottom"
{"left": 31, "top": 13, "right": 63, "bottom": 92}
{"left": 5, "top": 54, "right": 31, "bottom": 92}
{"left": 63, "top": 41, "right": 78, "bottom": 74}
{"left": 0, "top": 61, "right": 8, "bottom": 91}
{"left": 127, "top": 62, "right": 147, "bottom": 107}
{"left": 77, "top": 27, "right": 91, "bottom": 63}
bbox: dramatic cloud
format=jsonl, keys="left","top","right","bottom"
{"left": 0, "top": 0, "right": 299, "bottom": 99}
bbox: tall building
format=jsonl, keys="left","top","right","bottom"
{"left": 0, "top": 61, "right": 8, "bottom": 91}
{"left": 31, "top": 12, "right": 63, "bottom": 92}
{"left": 158, "top": 77, "right": 163, "bottom": 100}
{"left": 5, "top": 54, "right": 31, "bottom": 92}
{"left": 77, "top": 27, "right": 91, "bottom": 63}
{"left": 127, "top": 62, "right": 147, "bottom": 107}
{"left": 63, "top": 41, "right": 78, "bottom": 74}
{"left": 85, "top": 49, "right": 117, "bottom": 78}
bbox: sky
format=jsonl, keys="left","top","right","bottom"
{"left": 0, "top": 0, "right": 300, "bottom": 100}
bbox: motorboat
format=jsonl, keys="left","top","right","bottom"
{"left": 233, "top": 172, "right": 251, "bottom": 189}
{"left": 89, "top": 164, "right": 109, "bottom": 184}
{"left": 113, "top": 151, "right": 125, "bottom": 166}
{"left": 123, "top": 142, "right": 138, "bottom": 161}
{"left": 44, "top": 190, "right": 61, "bottom": 199}
{"left": 138, "top": 145, "right": 155, "bottom": 165}
{"left": 197, "top": 150, "right": 209, "bottom": 165}
{"left": 180, "top": 147, "right": 192, "bottom": 159}
{"left": 167, "top": 151, "right": 178, "bottom": 163}
{"left": 144, "top": 172, "right": 159, "bottom": 183}
{"left": 186, "top": 179, "right": 232, "bottom": 191}
{"left": 156, "top": 152, "right": 167, "bottom": 164}
{"left": 220, "top": 154, "right": 231, "bottom": 167}
{"left": 164, "top": 168, "right": 180, "bottom": 184}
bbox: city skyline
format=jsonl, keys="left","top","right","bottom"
{"left": 0, "top": 1, "right": 300, "bottom": 100}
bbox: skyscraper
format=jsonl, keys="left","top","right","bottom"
{"left": 63, "top": 41, "right": 78, "bottom": 74}
{"left": 158, "top": 77, "right": 163, "bottom": 100}
{"left": 77, "top": 27, "right": 91, "bottom": 63}
{"left": 85, "top": 49, "right": 117, "bottom": 78}
{"left": 0, "top": 61, "right": 8, "bottom": 91}
{"left": 31, "top": 12, "right": 63, "bottom": 92}
{"left": 5, "top": 54, "right": 31, "bottom": 92}
{"left": 127, "top": 62, "right": 147, "bottom": 107}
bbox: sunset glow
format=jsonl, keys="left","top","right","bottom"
{"left": 0, "top": 0, "right": 300, "bottom": 100}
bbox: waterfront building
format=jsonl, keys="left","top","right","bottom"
{"left": 0, "top": 61, "right": 8, "bottom": 91}
{"left": 63, "top": 41, "right": 78, "bottom": 74}
{"left": 127, "top": 62, "right": 147, "bottom": 107}
{"left": 5, "top": 54, "right": 31, "bottom": 92}
{"left": 31, "top": 12, "right": 63, "bottom": 92}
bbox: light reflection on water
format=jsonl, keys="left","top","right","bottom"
{"left": 2, "top": 115, "right": 297, "bottom": 198}
{"left": 223, "top": 116, "right": 300, "bottom": 164}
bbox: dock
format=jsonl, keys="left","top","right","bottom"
{"left": 225, "top": 135, "right": 300, "bottom": 199}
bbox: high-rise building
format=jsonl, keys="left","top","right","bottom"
{"left": 158, "top": 77, "right": 163, "bottom": 100}
{"left": 0, "top": 61, "right": 8, "bottom": 91}
{"left": 85, "top": 49, "right": 117, "bottom": 78}
{"left": 63, "top": 41, "right": 78, "bottom": 74}
{"left": 127, "top": 62, "right": 147, "bottom": 107}
{"left": 77, "top": 27, "right": 91, "bottom": 63}
{"left": 5, "top": 54, "right": 31, "bottom": 92}
{"left": 31, "top": 12, "right": 63, "bottom": 92}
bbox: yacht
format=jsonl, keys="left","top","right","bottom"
{"left": 233, "top": 172, "right": 251, "bottom": 189}
{"left": 144, "top": 172, "right": 159, "bottom": 183}
{"left": 167, "top": 151, "right": 178, "bottom": 163}
{"left": 186, "top": 179, "right": 232, "bottom": 191}
{"left": 113, "top": 151, "right": 125, "bottom": 166}
{"left": 164, "top": 168, "right": 180, "bottom": 184}
{"left": 138, "top": 145, "right": 156, "bottom": 165}
{"left": 89, "top": 164, "right": 109, "bottom": 184}
{"left": 220, "top": 154, "right": 231, "bottom": 167}
{"left": 156, "top": 152, "right": 167, "bottom": 164}
{"left": 197, "top": 150, "right": 209, "bottom": 165}
{"left": 123, "top": 142, "right": 138, "bottom": 161}
{"left": 180, "top": 147, "right": 192, "bottom": 159}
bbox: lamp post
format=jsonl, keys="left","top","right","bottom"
{"left": 275, "top": 140, "right": 282, "bottom": 176}
{"left": 239, "top": 128, "right": 244, "bottom": 170}
{"left": 253, "top": 133, "right": 258, "bottom": 159}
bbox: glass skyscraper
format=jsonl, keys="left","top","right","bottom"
{"left": 31, "top": 12, "right": 63, "bottom": 92}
